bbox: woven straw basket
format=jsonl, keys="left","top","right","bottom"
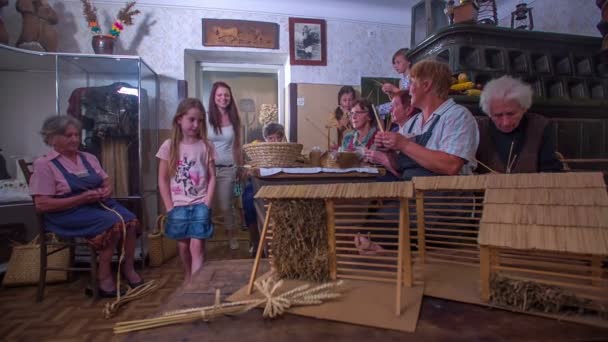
{"left": 2, "top": 234, "right": 70, "bottom": 287}
{"left": 243, "top": 142, "right": 303, "bottom": 167}
{"left": 321, "top": 152, "right": 360, "bottom": 168}
{"left": 148, "top": 215, "right": 177, "bottom": 267}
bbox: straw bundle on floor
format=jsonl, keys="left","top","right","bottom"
{"left": 412, "top": 174, "right": 491, "bottom": 190}
{"left": 490, "top": 274, "right": 602, "bottom": 317}
{"left": 256, "top": 182, "right": 413, "bottom": 200}
{"left": 114, "top": 277, "right": 345, "bottom": 334}
{"left": 479, "top": 172, "right": 608, "bottom": 255}
{"left": 271, "top": 200, "right": 330, "bottom": 282}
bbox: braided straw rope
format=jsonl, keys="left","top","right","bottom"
{"left": 98, "top": 201, "right": 159, "bottom": 319}
{"left": 113, "top": 277, "right": 345, "bottom": 334}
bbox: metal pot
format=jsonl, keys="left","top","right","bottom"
{"left": 91, "top": 35, "right": 115, "bottom": 54}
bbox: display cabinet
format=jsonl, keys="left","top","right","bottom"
{"left": 0, "top": 44, "right": 159, "bottom": 253}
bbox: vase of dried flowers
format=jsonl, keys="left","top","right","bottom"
{"left": 91, "top": 35, "right": 115, "bottom": 54}
{"left": 81, "top": 0, "right": 140, "bottom": 55}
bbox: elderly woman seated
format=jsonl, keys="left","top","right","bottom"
{"left": 476, "top": 76, "right": 562, "bottom": 173}
{"left": 29, "top": 116, "right": 142, "bottom": 297}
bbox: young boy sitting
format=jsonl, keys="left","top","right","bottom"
{"left": 242, "top": 122, "right": 285, "bottom": 256}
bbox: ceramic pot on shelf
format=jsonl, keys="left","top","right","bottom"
{"left": 91, "top": 35, "right": 115, "bottom": 54}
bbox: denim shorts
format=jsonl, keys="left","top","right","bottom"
{"left": 165, "top": 203, "right": 214, "bottom": 240}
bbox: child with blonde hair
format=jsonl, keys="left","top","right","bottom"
{"left": 377, "top": 48, "right": 412, "bottom": 117}
{"left": 157, "top": 98, "right": 216, "bottom": 286}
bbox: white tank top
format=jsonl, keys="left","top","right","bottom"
{"left": 207, "top": 122, "right": 235, "bottom": 166}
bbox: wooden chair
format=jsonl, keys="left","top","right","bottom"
{"left": 18, "top": 159, "right": 100, "bottom": 301}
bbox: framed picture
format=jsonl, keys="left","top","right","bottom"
{"left": 289, "top": 17, "right": 327, "bottom": 66}
{"left": 202, "top": 19, "right": 279, "bottom": 49}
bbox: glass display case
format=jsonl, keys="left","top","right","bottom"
{"left": 0, "top": 44, "right": 159, "bottom": 241}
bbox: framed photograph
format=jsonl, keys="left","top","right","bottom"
{"left": 289, "top": 17, "right": 327, "bottom": 66}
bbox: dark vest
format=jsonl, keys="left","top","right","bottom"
{"left": 476, "top": 113, "right": 548, "bottom": 174}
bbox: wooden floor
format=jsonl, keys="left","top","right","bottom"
{"left": 0, "top": 227, "right": 252, "bottom": 342}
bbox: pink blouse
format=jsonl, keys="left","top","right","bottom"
{"left": 156, "top": 139, "right": 216, "bottom": 207}
{"left": 29, "top": 150, "right": 108, "bottom": 196}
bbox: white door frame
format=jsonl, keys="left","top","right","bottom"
{"left": 197, "top": 62, "right": 286, "bottom": 128}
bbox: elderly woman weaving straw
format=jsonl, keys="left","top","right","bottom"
{"left": 365, "top": 59, "right": 479, "bottom": 180}
{"left": 29, "top": 116, "right": 142, "bottom": 297}
{"left": 476, "top": 76, "right": 562, "bottom": 173}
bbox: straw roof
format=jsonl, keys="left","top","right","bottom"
{"left": 484, "top": 172, "right": 605, "bottom": 189}
{"left": 255, "top": 182, "right": 413, "bottom": 199}
{"left": 478, "top": 172, "right": 608, "bottom": 255}
{"left": 412, "top": 174, "right": 491, "bottom": 190}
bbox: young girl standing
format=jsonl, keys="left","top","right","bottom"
{"left": 157, "top": 98, "right": 216, "bottom": 285}
{"left": 328, "top": 86, "right": 357, "bottom": 148}
{"left": 377, "top": 48, "right": 412, "bottom": 117}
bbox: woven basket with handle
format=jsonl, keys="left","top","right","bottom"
{"left": 2, "top": 233, "right": 70, "bottom": 287}
{"left": 148, "top": 215, "right": 177, "bottom": 267}
{"left": 243, "top": 142, "right": 303, "bottom": 167}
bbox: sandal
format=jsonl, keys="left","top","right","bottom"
{"left": 85, "top": 286, "right": 126, "bottom": 298}
{"left": 126, "top": 278, "right": 144, "bottom": 289}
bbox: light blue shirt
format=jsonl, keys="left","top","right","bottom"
{"left": 402, "top": 98, "right": 479, "bottom": 174}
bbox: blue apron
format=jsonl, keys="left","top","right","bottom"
{"left": 395, "top": 113, "right": 442, "bottom": 180}
{"left": 44, "top": 153, "right": 135, "bottom": 238}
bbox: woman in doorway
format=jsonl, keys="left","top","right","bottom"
{"left": 207, "top": 81, "right": 243, "bottom": 250}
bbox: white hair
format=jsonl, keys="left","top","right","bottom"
{"left": 479, "top": 75, "right": 533, "bottom": 116}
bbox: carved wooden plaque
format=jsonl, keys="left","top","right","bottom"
{"left": 202, "top": 19, "right": 279, "bottom": 49}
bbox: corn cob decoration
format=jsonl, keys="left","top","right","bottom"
{"left": 450, "top": 81, "right": 475, "bottom": 91}
{"left": 449, "top": 73, "right": 482, "bottom": 96}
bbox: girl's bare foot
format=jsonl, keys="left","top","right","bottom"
{"left": 354, "top": 233, "right": 385, "bottom": 255}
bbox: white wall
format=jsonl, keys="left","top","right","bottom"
{"left": 1, "top": 0, "right": 601, "bottom": 129}
{"left": 497, "top": 0, "right": 601, "bottom": 37}
{"left": 0, "top": 71, "right": 56, "bottom": 177}
{"left": 1, "top": 0, "right": 411, "bottom": 127}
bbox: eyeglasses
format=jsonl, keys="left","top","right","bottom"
{"left": 350, "top": 110, "right": 368, "bottom": 116}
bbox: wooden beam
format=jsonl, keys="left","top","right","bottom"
{"left": 247, "top": 203, "right": 273, "bottom": 295}
{"left": 480, "top": 245, "right": 491, "bottom": 302}
{"left": 326, "top": 199, "right": 337, "bottom": 280}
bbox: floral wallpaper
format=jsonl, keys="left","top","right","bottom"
{"left": 3, "top": 0, "right": 404, "bottom": 126}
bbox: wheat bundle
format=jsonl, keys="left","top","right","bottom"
{"left": 270, "top": 200, "right": 329, "bottom": 282}
{"left": 113, "top": 277, "right": 345, "bottom": 334}
{"left": 490, "top": 274, "right": 606, "bottom": 318}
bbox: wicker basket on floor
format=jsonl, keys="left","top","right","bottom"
{"left": 243, "top": 142, "right": 303, "bottom": 167}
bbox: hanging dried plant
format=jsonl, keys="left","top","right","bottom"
{"left": 117, "top": 2, "right": 140, "bottom": 26}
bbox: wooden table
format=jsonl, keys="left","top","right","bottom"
{"left": 124, "top": 259, "right": 608, "bottom": 341}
